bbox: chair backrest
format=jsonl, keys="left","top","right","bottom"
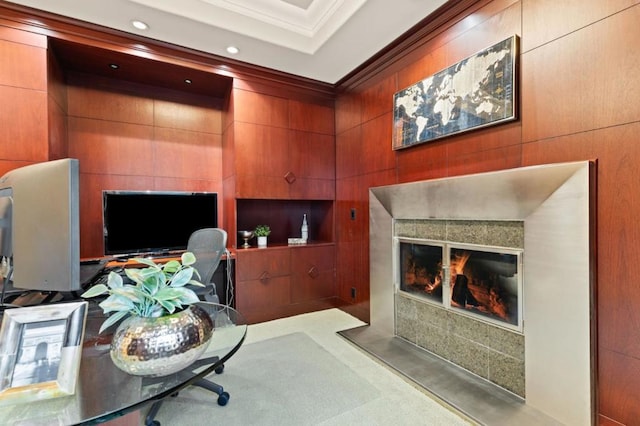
{"left": 186, "top": 228, "right": 227, "bottom": 288}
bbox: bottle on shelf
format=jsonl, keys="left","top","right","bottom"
{"left": 301, "top": 214, "right": 309, "bottom": 242}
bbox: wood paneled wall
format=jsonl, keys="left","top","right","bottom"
{"left": 66, "top": 73, "right": 224, "bottom": 258}
{"left": 0, "top": 24, "right": 48, "bottom": 174}
{"left": 335, "top": 0, "right": 640, "bottom": 423}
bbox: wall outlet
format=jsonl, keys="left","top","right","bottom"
{"left": 350, "top": 287, "right": 356, "bottom": 299}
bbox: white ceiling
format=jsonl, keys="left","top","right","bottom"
{"left": 6, "top": 0, "right": 449, "bottom": 83}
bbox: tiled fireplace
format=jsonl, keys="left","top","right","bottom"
{"left": 395, "top": 221, "right": 526, "bottom": 396}
{"left": 350, "top": 161, "right": 595, "bottom": 425}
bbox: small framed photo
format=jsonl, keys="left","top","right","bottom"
{"left": 0, "top": 301, "right": 88, "bottom": 406}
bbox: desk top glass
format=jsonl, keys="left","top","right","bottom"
{"left": 1, "top": 302, "right": 246, "bottom": 425}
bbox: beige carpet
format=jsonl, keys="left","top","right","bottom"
{"left": 153, "top": 308, "right": 472, "bottom": 425}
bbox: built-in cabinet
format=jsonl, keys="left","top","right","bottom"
{"left": 226, "top": 86, "right": 338, "bottom": 323}
{"left": 235, "top": 244, "right": 335, "bottom": 323}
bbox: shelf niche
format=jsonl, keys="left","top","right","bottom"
{"left": 236, "top": 199, "right": 333, "bottom": 247}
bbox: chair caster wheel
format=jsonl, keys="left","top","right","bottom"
{"left": 215, "top": 364, "right": 224, "bottom": 374}
{"left": 217, "top": 391, "right": 230, "bottom": 406}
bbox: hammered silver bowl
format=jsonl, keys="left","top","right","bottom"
{"left": 109, "top": 305, "right": 214, "bottom": 377}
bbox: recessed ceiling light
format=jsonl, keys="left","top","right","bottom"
{"left": 131, "top": 20, "right": 149, "bottom": 30}
{"left": 109, "top": 64, "right": 119, "bottom": 69}
{"left": 184, "top": 79, "right": 192, "bottom": 84}
{"left": 226, "top": 46, "right": 239, "bottom": 55}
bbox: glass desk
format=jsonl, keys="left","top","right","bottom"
{"left": 1, "top": 302, "right": 247, "bottom": 425}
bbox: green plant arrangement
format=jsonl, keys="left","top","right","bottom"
{"left": 254, "top": 224, "right": 271, "bottom": 237}
{"left": 81, "top": 252, "right": 205, "bottom": 333}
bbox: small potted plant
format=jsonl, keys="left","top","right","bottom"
{"left": 254, "top": 224, "right": 271, "bottom": 247}
{"left": 81, "top": 252, "right": 214, "bottom": 376}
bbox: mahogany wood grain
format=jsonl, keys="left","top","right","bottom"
{"left": 335, "top": 90, "right": 362, "bottom": 135}
{"left": 289, "top": 99, "right": 335, "bottom": 135}
{"left": 521, "top": 6, "right": 640, "bottom": 142}
{"left": 360, "top": 74, "right": 397, "bottom": 124}
{"left": 335, "top": 126, "right": 363, "bottom": 179}
{"left": 290, "top": 245, "right": 336, "bottom": 303}
{"left": 290, "top": 130, "right": 335, "bottom": 180}
{"left": 154, "top": 98, "right": 222, "bottom": 134}
{"left": 361, "top": 113, "right": 396, "bottom": 175}
{"left": 232, "top": 89, "right": 288, "bottom": 128}
{"left": 521, "top": 0, "right": 637, "bottom": 52}
{"left": 0, "top": 37, "right": 46, "bottom": 90}
{"left": 235, "top": 275, "right": 291, "bottom": 315}
{"left": 152, "top": 128, "right": 222, "bottom": 181}
{"left": 235, "top": 247, "right": 290, "bottom": 282}
{"left": 0, "top": 86, "right": 48, "bottom": 161}
{"left": 0, "top": 21, "right": 46, "bottom": 47}
{"left": 66, "top": 75, "right": 155, "bottom": 125}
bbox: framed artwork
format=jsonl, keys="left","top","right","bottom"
{"left": 392, "top": 35, "right": 518, "bottom": 150}
{"left": 0, "top": 301, "right": 88, "bottom": 406}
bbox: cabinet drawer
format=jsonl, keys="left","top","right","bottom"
{"left": 291, "top": 269, "right": 335, "bottom": 303}
{"left": 290, "top": 245, "right": 335, "bottom": 274}
{"left": 236, "top": 276, "right": 290, "bottom": 311}
{"left": 236, "top": 247, "right": 290, "bottom": 281}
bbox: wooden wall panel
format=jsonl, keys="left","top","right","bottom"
{"left": 521, "top": 0, "right": 638, "bottom": 52}
{"left": 68, "top": 117, "right": 155, "bottom": 176}
{"left": 290, "top": 130, "right": 335, "bottom": 180}
{"left": 48, "top": 48, "right": 67, "bottom": 160}
{"left": 0, "top": 37, "right": 46, "bottom": 90}
{"left": 154, "top": 98, "right": 221, "bottom": 134}
{"left": 335, "top": 126, "right": 363, "bottom": 179}
{"left": 361, "top": 112, "right": 395, "bottom": 174}
{"left": 67, "top": 76, "right": 154, "bottom": 125}
{"left": 335, "top": 90, "right": 362, "bottom": 134}
{"left": 289, "top": 99, "right": 334, "bottom": 135}
{"left": 153, "top": 128, "right": 221, "bottom": 181}
{"left": 360, "top": 74, "right": 396, "bottom": 124}
{"left": 522, "top": 6, "right": 640, "bottom": 142}
{"left": 232, "top": 88, "right": 288, "bottom": 127}
{"left": 0, "top": 86, "right": 48, "bottom": 161}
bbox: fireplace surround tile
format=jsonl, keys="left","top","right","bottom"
{"left": 489, "top": 349, "right": 525, "bottom": 396}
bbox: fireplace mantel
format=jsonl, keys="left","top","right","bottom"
{"left": 361, "top": 161, "right": 595, "bottom": 425}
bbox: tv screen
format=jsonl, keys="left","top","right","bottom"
{"left": 103, "top": 191, "right": 218, "bottom": 256}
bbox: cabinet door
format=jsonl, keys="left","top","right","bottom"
{"left": 290, "top": 245, "right": 335, "bottom": 303}
{"left": 236, "top": 247, "right": 290, "bottom": 281}
{"left": 235, "top": 247, "right": 291, "bottom": 314}
{"left": 235, "top": 275, "right": 291, "bottom": 312}
{"left": 289, "top": 131, "right": 335, "bottom": 200}
{"left": 234, "top": 122, "right": 290, "bottom": 198}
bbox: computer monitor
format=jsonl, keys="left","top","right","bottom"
{"left": 0, "top": 158, "right": 80, "bottom": 293}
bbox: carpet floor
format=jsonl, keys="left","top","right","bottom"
{"left": 152, "top": 308, "right": 472, "bottom": 426}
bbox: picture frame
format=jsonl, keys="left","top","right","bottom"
{"left": 0, "top": 301, "right": 88, "bottom": 406}
{"left": 392, "top": 35, "right": 518, "bottom": 150}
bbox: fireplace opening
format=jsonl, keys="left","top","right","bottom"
{"left": 396, "top": 238, "right": 523, "bottom": 332}
{"left": 449, "top": 246, "right": 522, "bottom": 329}
{"left": 399, "top": 241, "right": 444, "bottom": 304}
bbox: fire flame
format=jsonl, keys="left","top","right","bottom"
{"left": 451, "top": 251, "right": 471, "bottom": 274}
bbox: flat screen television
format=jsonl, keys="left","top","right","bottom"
{"left": 0, "top": 158, "right": 81, "bottom": 293}
{"left": 102, "top": 190, "right": 218, "bottom": 256}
